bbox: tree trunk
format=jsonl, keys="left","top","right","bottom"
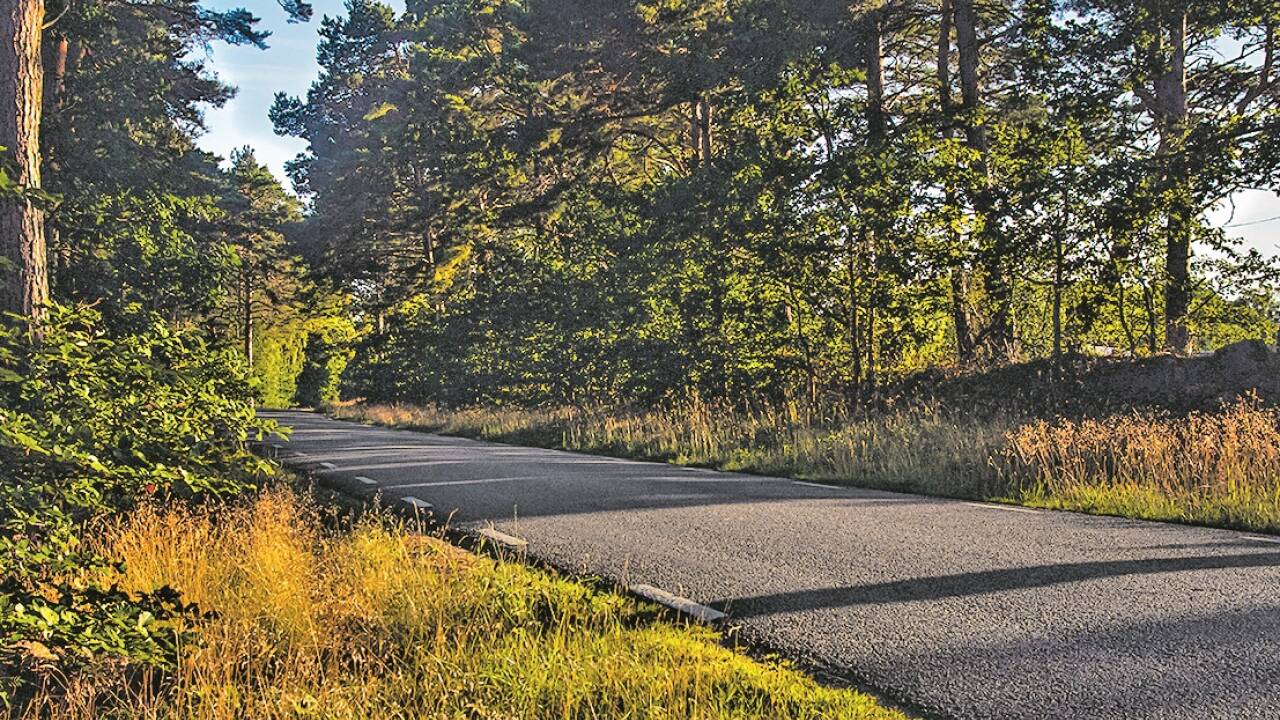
{"left": 864, "top": 6, "right": 886, "bottom": 143}
{"left": 952, "top": 0, "right": 987, "bottom": 158}
{"left": 847, "top": 230, "right": 862, "bottom": 394}
{"left": 1052, "top": 227, "right": 1063, "bottom": 375}
{"left": 423, "top": 227, "right": 436, "bottom": 269}
{"left": 937, "top": 0, "right": 976, "bottom": 362}
{"left": 953, "top": 0, "right": 1013, "bottom": 359}
{"left": 690, "top": 97, "right": 714, "bottom": 168}
{"left": 42, "top": 26, "right": 65, "bottom": 111}
{"left": 1154, "top": 7, "right": 1191, "bottom": 353}
{"left": 949, "top": 270, "right": 974, "bottom": 359}
{"left": 698, "top": 99, "right": 712, "bottom": 163}
{"left": 858, "top": 3, "right": 885, "bottom": 391}
{"left": 938, "top": 0, "right": 975, "bottom": 362}
{"left": 0, "top": 0, "right": 47, "bottom": 319}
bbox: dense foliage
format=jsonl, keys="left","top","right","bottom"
{"left": 0, "top": 305, "right": 277, "bottom": 705}
{"left": 2, "top": 0, "right": 327, "bottom": 707}
{"left": 276, "top": 0, "right": 1280, "bottom": 407}
{"left": 41, "top": 0, "right": 349, "bottom": 407}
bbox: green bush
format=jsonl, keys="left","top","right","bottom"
{"left": 254, "top": 322, "right": 309, "bottom": 408}
{"left": 253, "top": 315, "right": 355, "bottom": 409}
{"left": 0, "top": 304, "right": 279, "bottom": 708}
{"left": 294, "top": 327, "right": 352, "bottom": 407}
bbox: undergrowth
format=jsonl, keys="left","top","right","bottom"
{"left": 333, "top": 397, "right": 1280, "bottom": 533}
{"left": 26, "top": 488, "right": 905, "bottom": 720}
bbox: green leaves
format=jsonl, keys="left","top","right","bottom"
{"left": 0, "top": 303, "right": 275, "bottom": 703}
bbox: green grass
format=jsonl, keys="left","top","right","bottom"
{"left": 29, "top": 488, "right": 908, "bottom": 720}
{"left": 331, "top": 398, "right": 1280, "bottom": 534}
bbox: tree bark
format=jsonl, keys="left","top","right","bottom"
{"left": 0, "top": 0, "right": 47, "bottom": 319}
{"left": 864, "top": 6, "right": 886, "bottom": 143}
{"left": 937, "top": 0, "right": 975, "bottom": 362}
{"left": 698, "top": 99, "right": 712, "bottom": 163}
{"left": 691, "top": 97, "right": 713, "bottom": 167}
{"left": 1152, "top": 5, "right": 1191, "bottom": 353}
{"left": 857, "top": 3, "right": 886, "bottom": 391}
{"left": 42, "top": 33, "right": 64, "bottom": 111}
{"left": 952, "top": 0, "right": 987, "bottom": 158}
{"left": 1052, "top": 222, "right": 1063, "bottom": 373}
{"left": 953, "top": 0, "right": 1013, "bottom": 359}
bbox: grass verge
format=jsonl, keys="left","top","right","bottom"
{"left": 26, "top": 487, "right": 908, "bottom": 720}
{"left": 330, "top": 398, "right": 1280, "bottom": 534}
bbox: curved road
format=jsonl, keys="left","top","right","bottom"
{"left": 263, "top": 410, "right": 1280, "bottom": 720}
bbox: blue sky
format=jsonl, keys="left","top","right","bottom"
{"left": 195, "top": 1, "right": 1279, "bottom": 257}
{"left": 196, "top": 0, "right": 403, "bottom": 181}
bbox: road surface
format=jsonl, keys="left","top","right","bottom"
{"left": 262, "top": 410, "right": 1280, "bottom": 720}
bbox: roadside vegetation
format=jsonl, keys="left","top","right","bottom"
{"left": 1, "top": 307, "right": 904, "bottom": 718}
{"left": 333, "top": 397, "right": 1280, "bottom": 534}
{"left": 28, "top": 488, "right": 904, "bottom": 720}
{"left": 293, "top": 1, "right": 1280, "bottom": 536}
{"left": 0, "top": 304, "right": 276, "bottom": 710}
{"left": 1, "top": 1, "right": 1278, "bottom": 716}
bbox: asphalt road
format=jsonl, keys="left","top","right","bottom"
{"left": 262, "top": 410, "right": 1280, "bottom": 720}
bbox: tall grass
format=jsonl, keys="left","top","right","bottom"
{"left": 1002, "top": 397, "right": 1280, "bottom": 530}
{"left": 334, "top": 397, "right": 1280, "bottom": 533}
{"left": 28, "top": 489, "right": 905, "bottom": 719}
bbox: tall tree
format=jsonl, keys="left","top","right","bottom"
{"left": 0, "top": 0, "right": 47, "bottom": 318}
{"left": 221, "top": 147, "right": 303, "bottom": 364}
{"left": 1076, "top": 0, "right": 1280, "bottom": 352}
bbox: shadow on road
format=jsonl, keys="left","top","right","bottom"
{"left": 718, "top": 551, "right": 1280, "bottom": 616}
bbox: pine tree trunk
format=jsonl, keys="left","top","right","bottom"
{"left": 857, "top": 4, "right": 886, "bottom": 391}
{"left": 938, "top": 0, "right": 975, "bottom": 362}
{"left": 864, "top": 6, "right": 886, "bottom": 143}
{"left": 953, "top": 0, "right": 1013, "bottom": 359}
{"left": 953, "top": 0, "right": 986, "bottom": 158}
{"left": 0, "top": 0, "right": 47, "bottom": 318}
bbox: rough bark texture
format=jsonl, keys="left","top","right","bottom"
{"left": 0, "top": 0, "right": 47, "bottom": 318}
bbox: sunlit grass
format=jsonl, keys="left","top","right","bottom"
{"left": 333, "top": 397, "right": 1280, "bottom": 534}
{"left": 32, "top": 488, "right": 906, "bottom": 720}
{"left": 1002, "top": 397, "right": 1280, "bottom": 531}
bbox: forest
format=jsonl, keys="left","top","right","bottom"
{"left": 1, "top": 0, "right": 1279, "bottom": 717}
{"left": 271, "top": 0, "right": 1280, "bottom": 407}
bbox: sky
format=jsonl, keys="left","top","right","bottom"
{"left": 194, "top": 1, "right": 1280, "bottom": 258}
{"left": 196, "top": 0, "right": 401, "bottom": 181}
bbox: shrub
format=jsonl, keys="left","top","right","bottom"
{"left": 0, "top": 304, "right": 278, "bottom": 708}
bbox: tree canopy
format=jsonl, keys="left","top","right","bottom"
{"left": 271, "top": 0, "right": 1280, "bottom": 406}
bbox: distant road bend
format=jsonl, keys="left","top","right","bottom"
{"left": 263, "top": 410, "right": 1280, "bottom": 720}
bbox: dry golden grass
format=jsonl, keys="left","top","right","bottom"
{"left": 32, "top": 488, "right": 905, "bottom": 720}
{"left": 333, "top": 401, "right": 1006, "bottom": 498}
{"left": 335, "top": 397, "right": 1280, "bottom": 533}
{"left": 1002, "top": 397, "right": 1280, "bottom": 530}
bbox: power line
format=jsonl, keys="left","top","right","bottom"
{"left": 1225, "top": 214, "right": 1280, "bottom": 228}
